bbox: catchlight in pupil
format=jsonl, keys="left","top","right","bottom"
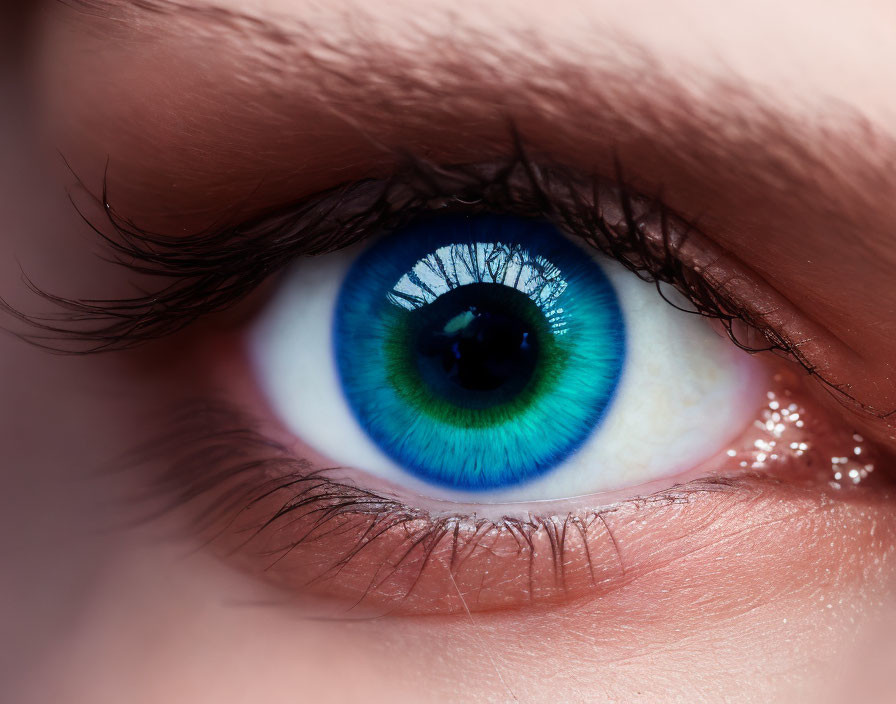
{"left": 333, "top": 214, "right": 626, "bottom": 491}
{"left": 413, "top": 283, "right": 541, "bottom": 407}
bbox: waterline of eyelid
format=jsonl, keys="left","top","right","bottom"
{"left": 114, "top": 387, "right": 892, "bottom": 616}
{"left": 317, "top": 374, "right": 883, "bottom": 522}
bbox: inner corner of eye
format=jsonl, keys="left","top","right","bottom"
{"left": 246, "top": 212, "right": 766, "bottom": 503}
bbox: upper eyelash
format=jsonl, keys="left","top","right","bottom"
{"left": 0, "top": 133, "right": 820, "bottom": 381}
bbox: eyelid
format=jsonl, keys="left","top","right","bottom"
{"left": 10, "top": 144, "right": 877, "bottom": 443}
{"left": 4, "top": 146, "right": 820, "bottom": 367}
{"left": 125, "top": 391, "right": 894, "bottom": 616}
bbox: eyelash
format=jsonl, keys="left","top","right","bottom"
{"left": 4, "top": 136, "right": 796, "bottom": 370}
{"left": 136, "top": 398, "right": 748, "bottom": 612}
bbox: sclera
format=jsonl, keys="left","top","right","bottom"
{"left": 249, "top": 230, "right": 765, "bottom": 503}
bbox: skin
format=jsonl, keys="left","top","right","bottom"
{"left": 2, "top": 1, "right": 896, "bottom": 703}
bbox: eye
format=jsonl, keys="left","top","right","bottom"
{"left": 16, "top": 151, "right": 890, "bottom": 618}
{"left": 249, "top": 212, "right": 761, "bottom": 501}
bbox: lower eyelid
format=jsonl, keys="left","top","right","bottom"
{"left": 229, "top": 478, "right": 748, "bottom": 615}
{"left": 135, "top": 347, "right": 894, "bottom": 615}
{"left": 146, "top": 453, "right": 896, "bottom": 617}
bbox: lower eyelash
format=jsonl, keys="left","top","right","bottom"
{"left": 121, "top": 395, "right": 887, "bottom": 616}
{"left": 121, "top": 400, "right": 735, "bottom": 610}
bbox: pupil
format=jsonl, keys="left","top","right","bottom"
{"left": 437, "top": 307, "right": 533, "bottom": 391}
{"left": 413, "top": 283, "right": 541, "bottom": 407}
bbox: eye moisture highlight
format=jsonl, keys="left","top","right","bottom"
{"left": 333, "top": 215, "right": 625, "bottom": 491}
{"left": 250, "top": 207, "right": 762, "bottom": 502}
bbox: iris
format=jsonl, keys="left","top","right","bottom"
{"left": 334, "top": 214, "right": 625, "bottom": 491}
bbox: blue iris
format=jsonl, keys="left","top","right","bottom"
{"left": 333, "top": 213, "right": 626, "bottom": 491}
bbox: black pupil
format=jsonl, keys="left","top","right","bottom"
{"left": 413, "top": 283, "right": 541, "bottom": 407}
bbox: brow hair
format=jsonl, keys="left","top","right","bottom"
{"left": 55, "top": 0, "right": 896, "bottom": 239}
{"left": 57, "top": 0, "right": 291, "bottom": 39}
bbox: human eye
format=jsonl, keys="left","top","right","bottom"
{"left": 14, "top": 2, "right": 896, "bottom": 702}
{"left": 251, "top": 211, "right": 755, "bottom": 501}
{"left": 11, "top": 150, "right": 891, "bottom": 619}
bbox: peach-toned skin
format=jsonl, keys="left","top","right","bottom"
{"left": 2, "top": 2, "right": 896, "bottom": 704}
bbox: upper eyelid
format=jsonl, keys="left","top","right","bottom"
{"left": 0, "top": 151, "right": 807, "bottom": 339}
{"left": 0, "top": 145, "right": 873, "bottom": 418}
{"left": 44, "top": 2, "right": 896, "bottom": 387}
{"left": 3, "top": 149, "right": 721, "bottom": 347}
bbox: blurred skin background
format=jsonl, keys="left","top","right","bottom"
{"left": 2, "top": 1, "right": 896, "bottom": 702}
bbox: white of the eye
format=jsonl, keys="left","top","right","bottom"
{"left": 249, "top": 238, "right": 761, "bottom": 503}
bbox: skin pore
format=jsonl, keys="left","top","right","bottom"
{"left": 2, "top": 1, "right": 896, "bottom": 703}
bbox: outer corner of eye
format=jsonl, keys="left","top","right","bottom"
{"left": 246, "top": 213, "right": 765, "bottom": 505}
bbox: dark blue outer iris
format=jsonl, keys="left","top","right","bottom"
{"left": 333, "top": 213, "right": 626, "bottom": 492}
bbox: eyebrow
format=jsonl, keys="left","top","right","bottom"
{"left": 57, "top": 0, "right": 896, "bottom": 228}
{"left": 61, "top": 0, "right": 291, "bottom": 38}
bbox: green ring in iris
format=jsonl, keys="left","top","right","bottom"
{"left": 382, "top": 283, "right": 571, "bottom": 428}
